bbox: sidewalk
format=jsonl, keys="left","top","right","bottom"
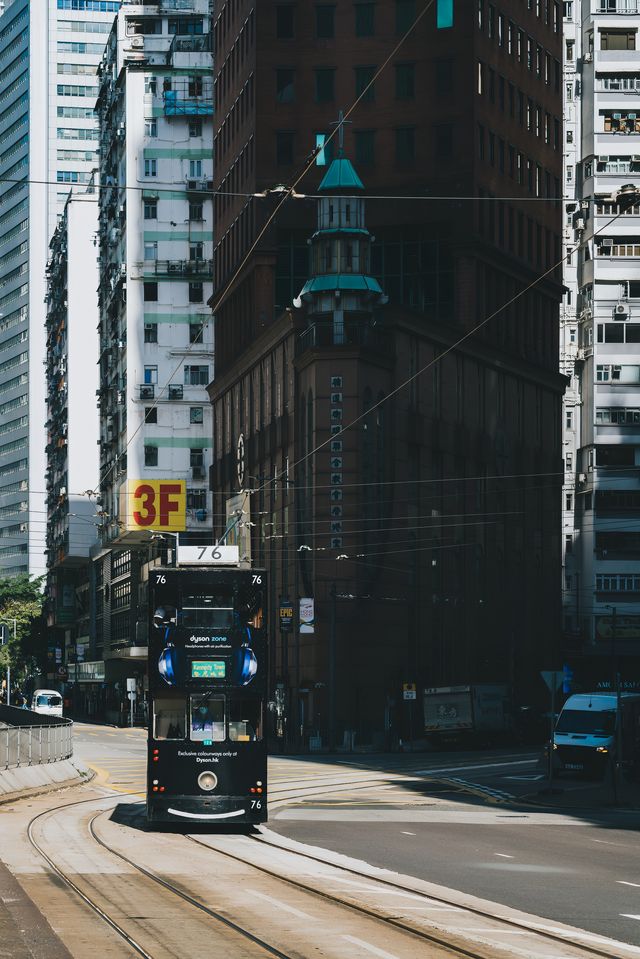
{"left": 522, "top": 768, "right": 640, "bottom": 812}
{"left": 0, "top": 860, "right": 72, "bottom": 959}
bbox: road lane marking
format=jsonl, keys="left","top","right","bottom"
{"left": 621, "top": 915, "right": 640, "bottom": 921}
{"left": 342, "top": 936, "right": 399, "bottom": 959}
{"left": 247, "top": 890, "right": 314, "bottom": 920}
{"left": 400, "top": 831, "right": 416, "bottom": 836}
{"left": 494, "top": 853, "right": 514, "bottom": 858}
{"left": 618, "top": 881, "right": 640, "bottom": 888}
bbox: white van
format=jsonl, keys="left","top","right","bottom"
{"left": 31, "top": 689, "right": 63, "bottom": 717}
{"left": 554, "top": 691, "right": 640, "bottom": 776}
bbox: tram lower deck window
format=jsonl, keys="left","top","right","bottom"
{"left": 190, "top": 694, "right": 225, "bottom": 742}
{"left": 154, "top": 698, "right": 187, "bottom": 740}
{"left": 228, "top": 697, "right": 263, "bottom": 742}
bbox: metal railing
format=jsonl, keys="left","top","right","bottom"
{"left": 0, "top": 719, "right": 73, "bottom": 771}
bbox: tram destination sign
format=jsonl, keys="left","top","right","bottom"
{"left": 176, "top": 545, "right": 240, "bottom": 566}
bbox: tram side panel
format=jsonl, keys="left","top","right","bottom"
{"left": 147, "top": 567, "right": 267, "bottom": 824}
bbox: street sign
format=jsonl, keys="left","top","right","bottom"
{"left": 540, "top": 670, "right": 563, "bottom": 692}
{"left": 403, "top": 682, "right": 417, "bottom": 701}
{"left": 279, "top": 599, "right": 293, "bottom": 633}
{"left": 176, "top": 544, "right": 240, "bottom": 565}
{"left": 126, "top": 677, "right": 136, "bottom": 692}
{"left": 0, "top": 624, "right": 7, "bottom": 645}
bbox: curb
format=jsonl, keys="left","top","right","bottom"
{"left": 0, "top": 765, "right": 95, "bottom": 807}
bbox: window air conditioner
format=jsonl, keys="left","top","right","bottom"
{"left": 168, "top": 263, "right": 181, "bottom": 273}
{"left": 601, "top": 237, "right": 613, "bottom": 246}
{"left": 614, "top": 302, "right": 629, "bottom": 317}
{"left": 600, "top": 155, "right": 609, "bottom": 162}
{"left": 632, "top": 156, "right": 640, "bottom": 163}
{"left": 192, "top": 465, "right": 205, "bottom": 480}
{"left": 629, "top": 113, "right": 637, "bottom": 120}
{"left": 140, "top": 385, "right": 154, "bottom": 399}
{"left": 583, "top": 52, "right": 593, "bottom": 62}
{"left": 578, "top": 473, "right": 587, "bottom": 484}
{"left": 129, "top": 36, "right": 144, "bottom": 49}
{"left": 186, "top": 179, "right": 198, "bottom": 190}
{"left": 168, "top": 385, "right": 183, "bottom": 399}
{"left": 613, "top": 113, "right": 622, "bottom": 120}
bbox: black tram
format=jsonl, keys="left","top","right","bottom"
{"left": 147, "top": 566, "right": 267, "bottom": 825}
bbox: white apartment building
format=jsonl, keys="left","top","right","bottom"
{"left": 45, "top": 191, "right": 100, "bottom": 637}
{"left": 562, "top": 0, "right": 640, "bottom": 682}
{"left": 0, "top": 0, "right": 118, "bottom": 577}
{"left": 96, "top": 0, "right": 214, "bottom": 550}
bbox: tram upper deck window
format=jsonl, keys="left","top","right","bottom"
{"left": 190, "top": 695, "right": 225, "bottom": 742}
{"left": 181, "top": 593, "right": 234, "bottom": 629}
{"left": 154, "top": 698, "right": 187, "bottom": 739}
{"left": 228, "top": 697, "right": 263, "bottom": 742}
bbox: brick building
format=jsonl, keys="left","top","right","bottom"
{"left": 208, "top": 0, "right": 567, "bottom": 748}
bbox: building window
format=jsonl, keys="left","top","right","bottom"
{"left": 144, "top": 281, "right": 158, "bottom": 301}
{"left": 276, "top": 68, "right": 295, "bottom": 102}
{"left": 189, "top": 119, "right": 202, "bottom": 137}
{"left": 190, "top": 407, "right": 204, "bottom": 424}
{"left": 276, "top": 4, "right": 294, "bottom": 38}
{"left": 354, "top": 129, "right": 375, "bottom": 166}
{"left": 355, "top": 65, "right": 376, "bottom": 101}
{"left": 187, "top": 488, "right": 207, "bottom": 510}
{"left": 316, "top": 4, "right": 335, "bottom": 38}
{"left": 189, "top": 282, "right": 203, "bottom": 303}
{"left": 189, "top": 322, "right": 204, "bottom": 343}
{"left": 395, "top": 63, "right": 415, "bottom": 99}
{"left": 189, "top": 241, "right": 204, "bottom": 261}
{"left": 144, "top": 323, "right": 157, "bottom": 343}
{"left": 437, "top": 0, "right": 454, "bottom": 28}
{"left": 600, "top": 30, "right": 636, "bottom": 51}
{"left": 189, "top": 201, "right": 203, "bottom": 221}
{"left": 189, "top": 159, "right": 202, "bottom": 178}
{"left": 144, "top": 241, "right": 158, "bottom": 260}
{"left": 144, "top": 76, "right": 157, "bottom": 94}
{"left": 188, "top": 76, "right": 203, "bottom": 97}
{"left": 276, "top": 130, "right": 294, "bottom": 164}
{"left": 395, "top": 126, "right": 415, "bottom": 164}
{"left": 396, "top": 0, "right": 416, "bottom": 34}
{"left": 144, "top": 200, "right": 157, "bottom": 219}
{"left": 144, "top": 365, "right": 158, "bottom": 384}
{"left": 184, "top": 365, "right": 209, "bottom": 386}
{"left": 355, "top": 2, "right": 375, "bottom": 36}
{"left": 434, "top": 123, "right": 453, "bottom": 161}
{"left": 566, "top": 493, "right": 573, "bottom": 512}
{"left": 565, "top": 533, "right": 573, "bottom": 554}
{"left": 436, "top": 58, "right": 453, "bottom": 95}
{"left": 144, "top": 118, "right": 157, "bottom": 137}
{"left": 145, "top": 406, "right": 157, "bottom": 424}
{"left": 566, "top": 410, "right": 573, "bottom": 429}
{"left": 144, "top": 158, "right": 157, "bottom": 177}
{"left": 315, "top": 68, "right": 335, "bottom": 102}
{"left": 144, "top": 445, "right": 158, "bottom": 467}
{"left": 566, "top": 451, "right": 573, "bottom": 470}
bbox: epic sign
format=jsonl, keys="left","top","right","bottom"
{"left": 122, "top": 480, "right": 186, "bottom": 532}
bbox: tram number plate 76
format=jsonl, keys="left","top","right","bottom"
{"left": 251, "top": 800, "right": 262, "bottom": 809}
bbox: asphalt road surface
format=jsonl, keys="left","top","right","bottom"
{"left": 70, "top": 724, "right": 640, "bottom": 949}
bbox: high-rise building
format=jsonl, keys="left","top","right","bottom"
{"left": 561, "top": 1, "right": 640, "bottom": 685}
{"left": 208, "top": 0, "right": 567, "bottom": 747}
{"left": 44, "top": 189, "right": 100, "bottom": 683}
{"left": 0, "top": 0, "right": 118, "bottom": 577}
{"left": 93, "top": 0, "right": 214, "bottom": 719}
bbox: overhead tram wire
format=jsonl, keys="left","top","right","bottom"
{"left": 257, "top": 200, "right": 639, "bottom": 503}
{"left": 89, "top": 0, "right": 439, "bottom": 498}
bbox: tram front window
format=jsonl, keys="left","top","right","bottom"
{"left": 181, "top": 594, "right": 234, "bottom": 629}
{"left": 190, "top": 694, "right": 225, "bottom": 742}
{"left": 228, "top": 697, "right": 263, "bottom": 742}
{"left": 154, "top": 698, "right": 187, "bottom": 740}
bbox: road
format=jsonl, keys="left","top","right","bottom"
{"left": 0, "top": 723, "right": 638, "bottom": 959}
{"left": 68, "top": 724, "right": 640, "bottom": 948}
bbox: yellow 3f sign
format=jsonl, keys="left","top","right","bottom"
{"left": 123, "top": 480, "right": 186, "bottom": 532}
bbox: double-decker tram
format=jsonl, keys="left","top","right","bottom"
{"left": 147, "top": 564, "right": 267, "bottom": 824}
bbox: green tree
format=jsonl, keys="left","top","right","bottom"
{"left": 0, "top": 576, "right": 45, "bottom": 688}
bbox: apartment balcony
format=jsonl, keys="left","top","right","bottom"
{"left": 296, "top": 318, "right": 392, "bottom": 359}
{"left": 165, "top": 33, "right": 212, "bottom": 66}
{"left": 147, "top": 259, "right": 212, "bottom": 277}
{"left": 163, "top": 78, "right": 213, "bottom": 117}
{"left": 594, "top": 1, "right": 640, "bottom": 12}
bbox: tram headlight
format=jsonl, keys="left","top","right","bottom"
{"left": 198, "top": 770, "right": 218, "bottom": 792}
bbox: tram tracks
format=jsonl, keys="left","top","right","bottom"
{"left": 24, "top": 791, "right": 637, "bottom": 959}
